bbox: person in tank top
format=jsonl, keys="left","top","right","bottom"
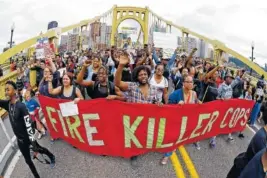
{"left": 161, "top": 75, "right": 202, "bottom": 165}
{"left": 48, "top": 74, "right": 83, "bottom": 103}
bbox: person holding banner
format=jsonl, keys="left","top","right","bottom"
{"left": 48, "top": 73, "right": 84, "bottom": 102}
{"left": 201, "top": 65, "right": 220, "bottom": 148}
{"left": 161, "top": 75, "right": 202, "bottom": 165}
{"left": 149, "top": 64, "right": 169, "bottom": 104}
{"left": 217, "top": 72, "right": 235, "bottom": 142}
{"left": 0, "top": 81, "right": 55, "bottom": 178}
{"left": 76, "top": 60, "right": 125, "bottom": 100}
{"left": 115, "top": 52, "right": 160, "bottom": 166}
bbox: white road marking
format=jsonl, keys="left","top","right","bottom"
{"left": 0, "top": 136, "right": 16, "bottom": 163}
{"left": 246, "top": 124, "right": 256, "bottom": 134}
{"left": 3, "top": 150, "right": 22, "bottom": 178}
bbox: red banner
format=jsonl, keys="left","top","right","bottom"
{"left": 39, "top": 96, "right": 254, "bottom": 158}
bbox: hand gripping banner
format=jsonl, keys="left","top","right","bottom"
{"left": 39, "top": 96, "right": 254, "bottom": 158}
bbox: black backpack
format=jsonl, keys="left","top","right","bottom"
{"left": 87, "top": 81, "right": 115, "bottom": 99}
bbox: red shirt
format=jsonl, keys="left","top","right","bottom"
{"left": 216, "top": 77, "right": 223, "bottom": 87}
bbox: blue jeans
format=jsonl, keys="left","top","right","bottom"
{"left": 250, "top": 102, "right": 261, "bottom": 125}
{"left": 164, "top": 152, "right": 173, "bottom": 157}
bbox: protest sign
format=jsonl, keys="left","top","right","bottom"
{"left": 35, "top": 48, "right": 45, "bottom": 59}
{"left": 153, "top": 32, "right": 177, "bottom": 58}
{"left": 39, "top": 96, "right": 254, "bottom": 158}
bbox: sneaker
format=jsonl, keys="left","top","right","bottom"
{"left": 50, "top": 156, "right": 56, "bottom": 169}
{"left": 194, "top": 142, "right": 201, "bottom": 150}
{"left": 210, "top": 139, "right": 216, "bottom": 148}
{"left": 130, "top": 156, "right": 138, "bottom": 167}
{"left": 50, "top": 139, "right": 55, "bottom": 145}
{"left": 161, "top": 157, "right": 169, "bottom": 165}
{"left": 238, "top": 133, "right": 245, "bottom": 139}
{"left": 227, "top": 136, "right": 234, "bottom": 142}
{"left": 38, "top": 132, "right": 43, "bottom": 139}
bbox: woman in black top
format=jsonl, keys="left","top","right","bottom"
{"left": 48, "top": 74, "right": 83, "bottom": 103}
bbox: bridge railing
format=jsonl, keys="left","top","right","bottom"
{"left": 0, "top": 71, "right": 18, "bottom": 117}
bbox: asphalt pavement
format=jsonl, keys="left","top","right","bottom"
{"left": 5, "top": 83, "right": 263, "bottom": 178}
{"left": 7, "top": 123, "right": 258, "bottom": 178}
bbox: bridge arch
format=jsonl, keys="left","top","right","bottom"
{"left": 111, "top": 6, "right": 149, "bottom": 45}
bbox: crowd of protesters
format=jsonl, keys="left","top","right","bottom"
{"left": 5, "top": 39, "right": 267, "bottom": 177}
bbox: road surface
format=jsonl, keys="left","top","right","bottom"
{"left": 4, "top": 118, "right": 260, "bottom": 178}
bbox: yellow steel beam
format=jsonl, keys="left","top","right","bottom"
{"left": 0, "top": 30, "right": 56, "bottom": 64}
{"left": 148, "top": 8, "right": 267, "bottom": 79}
{"left": 116, "top": 6, "right": 147, "bottom": 13}
{"left": 0, "top": 6, "right": 115, "bottom": 64}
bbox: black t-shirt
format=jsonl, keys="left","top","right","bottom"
{"left": 245, "top": 128, "right": 267, "bottom": 162}
{"left": 261, "top": 103, "right": 267, "bottom": 123}
{"left": 91, "top": 81, "right": 116, "bottom": 99}
{"left": 0, "top": 100, "right": 31, "bottom": 141}
{"left": 239, "top": 148, "right": 266, "bottom": 178}
{"left": 202, "top": 81, "right": 218, "bottom": 103}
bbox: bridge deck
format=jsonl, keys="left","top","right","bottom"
{"left": 6, "top": 124, "right": 258, "bottom": 178}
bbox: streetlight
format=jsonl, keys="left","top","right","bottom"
{"left": 9, "top": 23, "right": 15, "bottom": 63}
{"left": 250, "top": 41, "right": 255, "bottom": 76}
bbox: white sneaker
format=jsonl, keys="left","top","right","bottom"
{"left": 227, "top": 136, "right": 234, "bottom": 142}
{"left": 37, "top": 133, "right": 43, "bottom": 140}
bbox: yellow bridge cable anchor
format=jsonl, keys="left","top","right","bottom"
{"left": 178, "top": 146, "right": 199, "bottom": 178}
{"left": 170, "top": 152, "right": 186, "bottom": 178}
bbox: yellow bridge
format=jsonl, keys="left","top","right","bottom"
{"left": 0, "top": 5, "right": 266, "bottom": 113}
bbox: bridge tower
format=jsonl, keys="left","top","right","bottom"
{"left": 111, "top": 6, "right": 149, "bottom": 46}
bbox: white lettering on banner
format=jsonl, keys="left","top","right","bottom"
{"left": 57, "top": 110, "right": 69, "bottom": 137}
{"left": 240, "top": 109, "right": 251, "bottom": 126}
{"left": 176, "top": 116, "right": 189, "bottom": 144}
{"left": 83, "top": 114, "right": 104, "bottom": 146}
{"left": 201, "top": 111, "right": 219, "bottom": 135}
{"left": 220, "top": 108, "right": 233, "bottom": 129}
{"left": 190, "top": 114, "right": 211, "bottom": 139}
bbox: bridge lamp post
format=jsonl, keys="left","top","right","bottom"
{"left": 9, "top": 23, "right": 15, "bottom": 63}
{"left": 250, "top": 41, "right": 255, "bottom": 76}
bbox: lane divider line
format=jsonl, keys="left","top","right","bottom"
{"left": 178, "top": 146, "right": 199, "bottom": 178}
{"left": 170, "top": 152, "right": 186, "bottom": 178}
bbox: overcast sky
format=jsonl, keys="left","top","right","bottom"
{"left": 1, "top": 0, "right": 267, "bottom": 66}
